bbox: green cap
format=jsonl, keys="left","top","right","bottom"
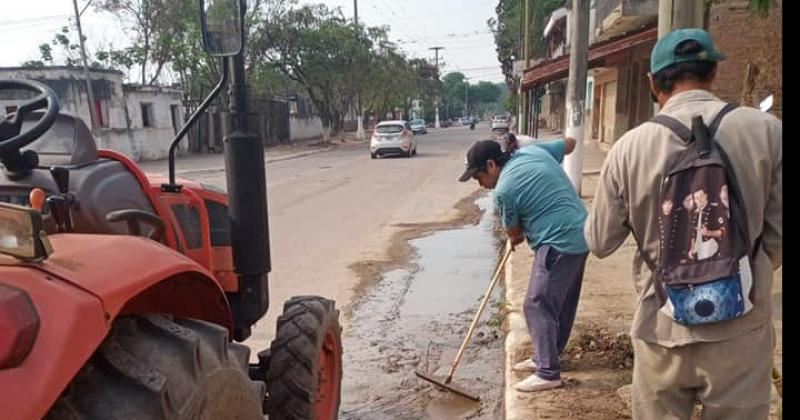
{"left": 650, "top": 29, "right": 726, "bottom": 74}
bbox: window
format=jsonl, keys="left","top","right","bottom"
{"left": 141, "top": 102, "right": 154, "bottom": 128}
{"left": 5, "top": 106, "right": 17, "bottom": 116}
{"left": 376, "top": 124, "right": 403, "bottom": 134}
{"left": 170, "top": 104, "right": 181, "bottom": 134}
{"left": 585, "top": 80, "right": 594, "bottom": 111}
{"left": 205, "top": 199, "right": 231, "bottom": 247}
{"left": 171, "top": 204, "right": 202, "bottom": 249}
{"left": 95, "top": 100, "right": 110, "bottom": 127}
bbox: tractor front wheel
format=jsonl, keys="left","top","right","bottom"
{"left": 266, "top": 296, "right": 343, "bottom": 420}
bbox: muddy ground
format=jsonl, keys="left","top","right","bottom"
{"left": 340, "top": 194, "right": 506, "bottom": 419}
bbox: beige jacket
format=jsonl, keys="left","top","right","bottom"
{"left": 586, "top": 90, "right": 782, "bottom": 347}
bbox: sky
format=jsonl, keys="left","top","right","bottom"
{"left": 0, "top": 0, "right": 504, "bottom": 84}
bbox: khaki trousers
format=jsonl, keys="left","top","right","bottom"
{"left": 632, "top": 323, "right": 773, "bottom": 420}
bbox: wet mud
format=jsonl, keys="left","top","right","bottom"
{"left": 340, "top": 195, "right": 505, "bottom": 420}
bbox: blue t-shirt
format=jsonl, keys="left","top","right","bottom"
{"left": 493, "top": 140, "right": 588, "bottom": 254}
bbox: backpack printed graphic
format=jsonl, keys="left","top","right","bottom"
{"left": 640, "top": 104, "right": 757, "bottom": 326}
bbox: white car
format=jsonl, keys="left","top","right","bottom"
{"left": 370, "top": 120, "right": 417, "bottom": 159}
{"left": 491, "top": 115, "right": 510, "bottom": 131}
{"left": 409, "top": 119, "right": 427, "bottom": 135}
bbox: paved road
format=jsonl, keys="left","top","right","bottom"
{"left": 143, "top": 125, "right": 494, "bottom": 350}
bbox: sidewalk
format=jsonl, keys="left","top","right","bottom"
{"left": 501, "top": 130, "right": 782, "bottom": 419}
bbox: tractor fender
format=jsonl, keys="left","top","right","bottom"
{"left": 38, "top": 233, "right": 232, "bottom": 328}
{"left": 0, "top": 233, "right": 233, "bottom": 420}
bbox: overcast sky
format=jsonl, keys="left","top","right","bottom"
{"left": 0, "top": 0, "right": 504, "bottom": 84}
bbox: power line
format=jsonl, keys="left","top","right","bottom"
{"left": 0, "top": 14, "right": 69, "bottom": 25}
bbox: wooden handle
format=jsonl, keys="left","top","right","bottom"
{"left": 445, "top": 241, "right": 513, "bottom": 383}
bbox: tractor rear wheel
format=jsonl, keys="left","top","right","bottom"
{"left": 266, "top": 296, "right": 343, "bottom": 420}
{"left": 45, "top": 314, "right": 264, "bottom": 420}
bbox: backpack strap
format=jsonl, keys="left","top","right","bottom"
{"left": 708, "top": 103, "right": 738, "bottom": 136}
{"left": 624, "top": 220, "right": 669, "bottom": 305}
{"left": 650, "top": 114, "right": 692, "bottom": 143}
{"left": 649, "top": 102, "right": 738, "bottom": 144}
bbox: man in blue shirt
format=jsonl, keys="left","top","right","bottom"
{"left": 458, "top": 138, "right": 589, "bottom": 392}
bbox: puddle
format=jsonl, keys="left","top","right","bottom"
{"left": 340, "top": 195, "right": 504, "bottom": 420}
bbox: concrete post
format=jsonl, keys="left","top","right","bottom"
{"left": 658, "top": 0, "right": 705, "bottom": 37}
{"left": 563, "top": 0, "right": 591, "bottom": 195}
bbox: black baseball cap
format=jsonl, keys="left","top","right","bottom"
{"left": 458, "top": 140, "right": 503, "bottom": 182}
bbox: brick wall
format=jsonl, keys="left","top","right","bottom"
{"left": 708, "top": 0, "right": 782, "bottom": 118}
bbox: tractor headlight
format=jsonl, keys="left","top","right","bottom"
{"left": 0, "top": 203, "right": 51, "bottom": 262}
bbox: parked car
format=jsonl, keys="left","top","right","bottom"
{"left": 410, "top": 119, "right": 427, "bottom": 135}
{"left": 491, "top": 115, "right": 510, "bottom": 131}
{"left": 461, "top": 116, "right": 473, "bottom": 125}
{"left": 370, "top": 120, "right": 418, "bottom": 159}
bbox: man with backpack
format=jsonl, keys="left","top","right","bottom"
{"left": 586, "top": 29, "right": 781, "bottom": 419}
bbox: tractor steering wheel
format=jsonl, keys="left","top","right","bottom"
{"left": 0, "top": 79, "right": 60, "bottom": 155}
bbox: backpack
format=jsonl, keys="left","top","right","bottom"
{"left": 633, "top": 103, "right": 760, "bottom": 326}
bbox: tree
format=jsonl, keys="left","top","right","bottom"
{"left": 442, "top": 72, "right": 467, "bottom": 116}
{"left": 34, "top": 26, "right": 83, "bottom": 67}
{"left": 253, "top": 4, "right": 375, "bottom": 141}
{"left": 470, "top": 81, "right": 502, "bottom": 105}
{"left": 95, "top": 0, "right": 197, "bottom": 85}
{"left": 489, "top": 0, "right": 563, "bottom": 113}
{"left": 488, "top": 0, "right": 523, "bottom": 92}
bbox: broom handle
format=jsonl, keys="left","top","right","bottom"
{"left": 773, "top": 366, "right": 782, "bottom": 398}
{"left": 445, "top": 241, "right": 513, "bottom": 383}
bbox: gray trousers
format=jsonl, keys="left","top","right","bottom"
{"left": 523, "top": 244, "right": 588, "bottom": 380}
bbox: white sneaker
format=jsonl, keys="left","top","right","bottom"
{"left": 514, "top": 374, "right": 562, "bottom": 392}
{"left": 512, "top": 358, "right": 538, "bottom": 372}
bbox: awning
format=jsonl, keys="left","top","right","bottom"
{"left": 521, "top": 27, "right": 658, "bottom": 91}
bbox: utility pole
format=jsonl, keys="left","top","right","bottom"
{"left": 72, "top": 0, "right": 98, "bottom": 129}
{"left": 658, "top": 0, "right": 704, "bottom": 37}
{"left": 354, "top": 0, "right": 366, "bottom": 140}
{"left": 464, "top": 79, "right": 470, "bottom": 116}
{"left": 654, "top": 0, "right": 703, "bottom": 115}
{"left": 519, "top": 0, "right": 531, "bottom": 134}
{"left": 430, "top": 46, "right": 445, "bottom": 128}
{"left": 562, "top": 0, "right": 590, "bottom": 195}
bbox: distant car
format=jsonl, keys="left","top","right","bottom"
{"left": 491, "top": 115, "right": 510, "bottom": 131}
{"left": 410, "top": 119, "right": 427, "bottom": 135}
{"left": 461, "top": 116, "right": 473, "bottom": 125}
{"left": 370, "top": 120, "right": 418, "bottom": 159}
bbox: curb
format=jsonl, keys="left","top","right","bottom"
{"left": 502, "top": 249, "right": 534, "bottom": 420}
{"left": 173, "top": 142, "right": 366, "bottom": 176}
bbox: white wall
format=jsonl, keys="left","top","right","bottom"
{"left": 0, "top": 68, "right": 127, "bottom": 130}
{"left": 290, "top": 116, "right": 323, "bottom": 141}
{"left": 0, "top": 68, "right": 186, "bottom": 161}
{"left": 122, "top": 89, "right": 186, "bottom": 161}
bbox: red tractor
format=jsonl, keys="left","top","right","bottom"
{"left": 0, "top": 1, "right": 342, "bottom": 419}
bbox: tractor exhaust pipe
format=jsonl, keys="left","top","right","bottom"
{"left": 224, "top": 33, "right": 271, "bottom": 342}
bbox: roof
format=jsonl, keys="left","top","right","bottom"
{"left": 377, "top": 120, "right": 407, "bottom": 125}
{"left": 0, "top": 66, "right": 124, "bottom": 76}
{"left": 521, "top": 27, "right": 657, "bottom": 91}
{"left": 544, "top": 7, "right": 570, "bottom": 38}
{"left": 123, "top": 84, "right": 184, "bottom": 94}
